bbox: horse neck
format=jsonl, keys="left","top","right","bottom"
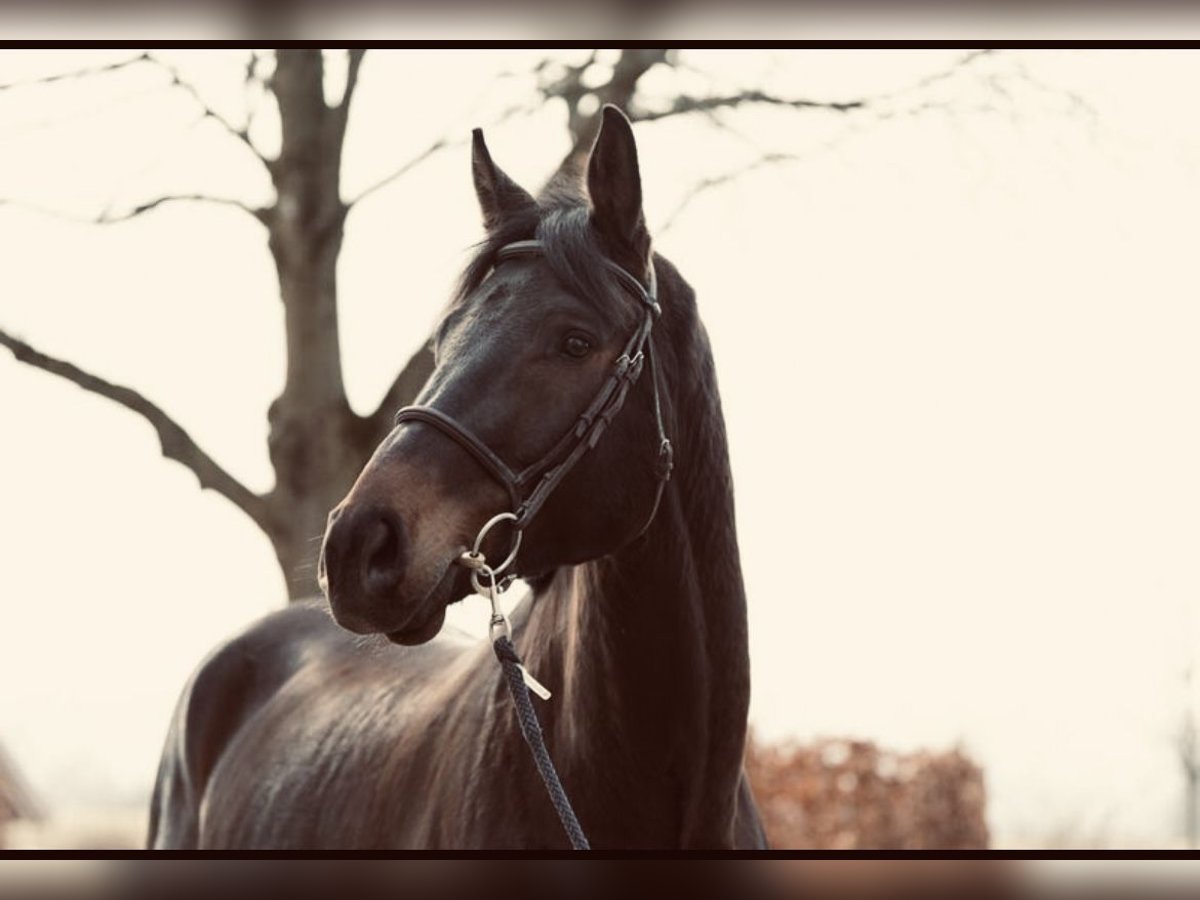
{"left": 523, "top": 314, "right": 751, "bottom": 847}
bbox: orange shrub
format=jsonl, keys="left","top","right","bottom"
{"left": 744, "top": 733, "right": 988, "bottom": 849}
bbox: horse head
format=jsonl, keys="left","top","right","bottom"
{"left": 318, "top": 107, "right": 671, "bottom": 644}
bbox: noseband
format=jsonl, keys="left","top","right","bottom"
{"left": 392, "top": 239, "right": 674, "bottom": 580}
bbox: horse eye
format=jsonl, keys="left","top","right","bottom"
{"left": 562, "top": 334, "right": 593, "bottom": 359}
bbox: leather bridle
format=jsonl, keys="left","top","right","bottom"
{"left": 392, "top": 239, "right": 674, "bottom": 581}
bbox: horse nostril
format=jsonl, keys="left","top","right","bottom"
{"left": 361, "top": 509, "right": 407, "bottom": 598}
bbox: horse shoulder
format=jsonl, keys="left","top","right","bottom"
{"left": 146, "top": 601, "right": 335, "bottom": 848}
{"left": 196, "top": 614, "right": 493, "bottom": 848}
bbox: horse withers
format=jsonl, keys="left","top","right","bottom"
{"left": 148, "top": 106, "right": 767, "bottom": 850}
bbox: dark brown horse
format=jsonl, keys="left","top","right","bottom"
{"left": 148, "top": 107, "right": 766, "bottom": 850}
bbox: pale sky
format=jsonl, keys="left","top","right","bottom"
{"left": 2, "top": 47, "right": 1200, "bottom": 848}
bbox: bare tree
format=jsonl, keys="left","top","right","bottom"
{"left": 1, "top": 49, "right": 434, "bottom": 599}
{"left": 0, "top": 48, "right": 1054, "bottom": 601}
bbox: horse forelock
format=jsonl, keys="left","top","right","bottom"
{"left": 453, "top": 199, "right": 641, "bottom": 332}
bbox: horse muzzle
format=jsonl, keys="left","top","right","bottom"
{"left": 319, "top": 502, "right": 413, "bottom": 634}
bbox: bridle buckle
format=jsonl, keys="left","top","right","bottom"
{"left": 627, "top": 351, "right": 645, "bottom": 381}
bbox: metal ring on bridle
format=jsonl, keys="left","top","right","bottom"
{"left": 472, "top": 511, "right": 522, "bottom": 573}
{"left": 464, "top": 511, "right": 522, "bottom": 593}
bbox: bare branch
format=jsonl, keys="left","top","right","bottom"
{"left": 98, "top": 193, "right": 270, "bottom": 225}
{"left": 656, "top": 100, "right": 997, "bottom": 234}
{"left": 1007, "top": 56, "right": 1101, "bottom": 137}
{"left": 344, "top": 92, "right": 543, "bottom": 211}
{"left": 328, "top": 49, "right": 367, "bottom": 145}
{"left": 633, "top": 51, "right": 995, "bottom": 126}
{"left": 868, "top": 49, "right": 995, "bottom": 103}
{"left": 345, "top": 136, "right": 455, "bottom": 208}
{"left": 4, "top": 81, "right": 172, "bottom": 142}
{"left": 0, "top": 328, "right": 268, "bottom": 527}
{"left": 0, "top": 194, "right": 269, "bottom": 227}
{"left": 345, "top": 60, "right": 554, "bottom": 211}
{"left": 143, "top": 53, "right": 269, "bottom": 169}
{"left": 366, "top": 342, "right": 435, "bottom": 442}
{"left": 243, "top": 51, "right": 270, "bottom": 137}
{"left": 632, "top": 90, "right": 864, "bottom": 123}
{"left": 543, "top": 49, "right": 668, "bottom": 164}
{"left": 538, "top": 49, "right": 984, "bottom": 168}
{"left": 658, "top": 152, "right": 799, "bottom": 234}
{"left": 655, "top": 49, "right": 1056, "bottom": 233}
{"left": 341, "top": 49, "right": 366, "bottom": 111}
{"left": 0, "top": 52, "right": 150, "bottom": 91}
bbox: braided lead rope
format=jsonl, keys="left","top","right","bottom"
{"left": 493, "top": 635, "right": 590, "bottom": 850}
{"left": 464, "top": 549, "right": 590, "bottom": 850}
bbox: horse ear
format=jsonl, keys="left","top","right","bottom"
{"left": 586, "top": 105, "right": 649, "bottom": 265}
{"left": 472, "top": 128, "right": 535, "bottom": 231}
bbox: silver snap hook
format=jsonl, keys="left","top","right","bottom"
{"left": 472, "top": 564, "right": 511, "bottom": 643}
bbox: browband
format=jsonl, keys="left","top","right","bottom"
{"left": 495, "top": 239, "right": 661, "bottom": 317}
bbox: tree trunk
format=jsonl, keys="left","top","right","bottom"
{"left": 260, "top": 49, "right": 376, "bottom": 600}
